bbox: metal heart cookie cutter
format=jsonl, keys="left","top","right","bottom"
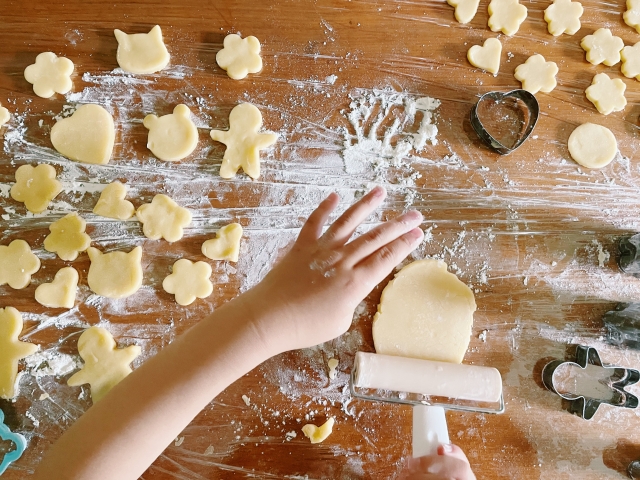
{"left": 0, "top": 410, "right": 27, "bottom": 475}
{"left": 470, "top": 89, "right": 539, "bottom": 155}
{"left": 542, "top": 345, "right": 639, "bottom": 420}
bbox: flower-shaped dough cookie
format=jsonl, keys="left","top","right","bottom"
{"left": 201, "top": 223, "right": 243, "bottom": 262}
{"left": 621, "top": 42, "right": 640, "bottom": 81}
{"left": 488, "top": 0, "right": 527, "bottom": 36}
{"left": 0, "top": 307, "right": 39, "bottom": 399}
{"left": 143, "top": 104, "right": 198, "bottom": 161}
{"left": 162, "top": 259, "right": 213, "bottom": 306}
{"left": 10, "top": 164, "right": 62, "bottom": 213}
{"left": 35, "top": 267, "right": 79, "bottom": 309}
{"left": 447, "top": 0, "right": 480, "bottom": 23}
{"left": 580, "top": 28, "right": 624, "bottom": 66}
{"left": 0, "top": 104, "right": 10, "bottom": 127}
{"left": 136, "top": 194, "right": 192, "bottom": 242}
{"left": 43, "top": 213, "right": 91, "bottom": 261}
{"left": 0, "top": 240, "right": 41, "bottom": 289}
{"left": 93, "top": 181, "right": 135, "bottom": 220}
{"left": 544, "top": 0, "right": 583, "bottom": 36}
{"left": 585, "top": 73, "right": 627, "bottom": 115}
{"left": 467, "top": 38, "right": 502, "bottom": 75}
{"left": 216, "top": 34, "right": 263, "bottom": 80}
{"left": 210, "top": 103, "right": 277, "bottom": 179}
{"left": 514, "top": 54, "right": 558, "bottom": 94}
{"left": 24, "top": 52, "right": 74, "bottom": 98}
{"left": 625, "top": 0, "right": 640, "bottom": 34}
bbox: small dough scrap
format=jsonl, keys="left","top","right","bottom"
{"left": 136, "top": 194, "right": 192, "bottom": 242}
{"left": 467, "top": 38, "right": 502, "bottom": 75}
{"left": 24, "top": 52, "right": 74, "bottom": 98}
{"left": 143, "top": 104, "right": 198, "bottom": 161}
{"left": 10, "top": 164, "right": 62, "bottom": 214}
{"left": 0, "top": 104, "right": 10, "bottom": 127}
{"left": 0, "top": 307, "right": 39, "bottom": 399}
{"left": 0, "top": 240, "right": 41, "bottom": 289}
{"left": 87, "top": 246, "right": 143, "bottom": 299}
{"left": 210, "top": 103, "right": 277, "bottom": 179}
{"left": 373, "top": 259, "right": 476, "bottom": 364}
{"left": 162, "top": 259, "right": 213, "bottom": 306}
{"left": 544, "top": 0, "right": 583, "bottom": 36}
{"left": 67, "top": 326, "right": 141, "bottom": 403}
{"left": 568, "top": 123, "right": 617, "bottom": 169}
{"left": 488, "top": 0, "right": 527, "bottom": 36}
{"left": 93, "top": 181, "right": 135, "bottom": 220}
{"left": 44, "top": 213, "right": 91, "bottom": 261}
{"left": 621, "top": 42, "right": 640, "bottom": 81}
{"left": 447, "top": 0, "right": 480, "bottom": 23}
{"left": 35, "top": 267, "right": 79, "bottom": 309}
{"left": 201, "top": 223, "right": 243, "bottom": 262}
{"left": 580, "top": 28, "right": 624, "bottom": 66}
{"left": 327, "top": 358, "right": 339, "bottom": 380}
{"left": 114, "top": 25, "right": 170, "bottom": 74}
{"left": 216, "top": 34, "right": 263, "bottom": 80}
{"left": 585, "top": 73, "right": 627, "bottom": 115}
{"left": 624, "top": 0, "right": 640, "bottom": 34}
{"left": 302, "top": 418, "right": 335, "bottom": 444}
{"left": 514, "top": 54, "right": 558, "bottom": 94}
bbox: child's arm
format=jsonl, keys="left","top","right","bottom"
{"left": 33, "top": 186, "right": 424, "bottom": 480}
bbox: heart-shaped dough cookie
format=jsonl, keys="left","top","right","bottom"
{"left": 201, "top": 223, "right": 243, "bottom": 262}
{"left": 93, "top": 181, "right": 135, "bottom": 220}
{"left": 35, "top": 267, "right": 79, "bottom": 309}
{"left": 467, "top": 38, "right": 502, "bottom": 75}
{"left": 51, "top": 104, "right": 115, "bottom": 165}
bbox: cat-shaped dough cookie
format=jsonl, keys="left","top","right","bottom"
{"left": 87, "top": 246, "right": 143, "bottom": 299}
{"left": 114, "top": 25, "right": 170, "bottom": 74}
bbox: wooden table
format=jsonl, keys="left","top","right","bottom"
{"left": 2, "top": 0, "right": 640, "bottom": 478}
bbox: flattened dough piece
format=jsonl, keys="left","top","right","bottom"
{"left": 585, "top": 73, "right": 627, "bottom": 115}
{"left": 302, "top": 418, "right": 335, "bottom": 444}
{"left": 467, "top": 37, "right": 502, "bottom": 75}
{"left": 35, "top": 267, "right": 79, "bottom": 309}
{"left": 372, "top": 259, "right": 476, "bottom": 364}
{"left": 87, "top": 246, "right": 143, "bottom": 299}
{"left": 216, "top": 34, "right": 263, "bottom": 80}
{"left": 544, "top": 0, "right": 583, "bottom": 36}
{"left": 581, "top": 28, "right": 624, "bottom": 66}
{"left": 162, "top": 259, "right": 213, "bottom": 306}
{"left": 93, "top": 181, "right": 135, "bottom": 220}
{"left": 136, "top": 194, "right": 192, "bottom": 242}
{"left": 51, "top": 104, "right": 115, "bottom": 165}
{"left": 514, "top": 54, "right": 558, "bottom": 94}
{"left": 143, "top": 104, "right": 198, "bottom": 161}
{"left": 624, "top": 0, "right": 640, "bottom": 34}
{"left": 0, "top": 104, "right": 10, "bottom": 127}
{"left": 447, "top": 0, "right": 480, "bottom": 23}
{"left": 210, "top": 103, "right": 277, "bottom": 179}
{"left": 488, "top": 0, "right": 527, "bottom": 36}
{"left": 10, "top": 164, "right": 62, "bottom": 213}
{"left": 24, "top": 52, "right": 74, "bottom": 98}
{"left": 568, "top": 123, "right": 617, "bottom": 169}
{"left": 0, "top": 307, "right": 39, "bottom": 399}
{"left": 67, "top": 326, "right": 141, "bottom": 402}
{"left": 201, "top": 223, "right": 243, "bottom": 262}
{"left": 44, "top": 213, "right": 91, "bottom": 261}
{"left": 621, "top": 42, "right": 640, "bottom": 81}
{"left": 0, "top": 240, "right": 41, "bottom": 289}
{"left": 114, "top": 25, "right": 170, "bottom": 74}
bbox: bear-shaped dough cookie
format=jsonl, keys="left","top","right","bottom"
{"left": 87, "top": 246, "right": 143, "bottom": 299}
{"left": 143, "top": 104, "right": 198, "bottom": 161}
{"left": 0, "top": 240, "right": 41, "bottom": 289}
{"left": 544, "top": 0, "right": 583, "bottom": 36}
{"left": 35, "top": 267, "right": 79, "bottom": 309}
{"left": 216, "top": 34, "right": 263, "bottom": 80}
{"left": 467, "top": 38, "right": 502, "bottom": 75}
{"left": 43, "top": 213, "right": 91, "bottom": 261}
{"left": 51, "top": 104, "right": 115, "bottom": 165}
{"left": 0, "top": 104, "right": 10, "bottom": 127}
{"left": 201, "top": 223, "right": 243, "bottom": 262}
{"left": 10, "top": 164, "right": 62, "bottom": 214}
{"left": 0, "top": 307, "right": 39, "bottom": 399}
{"left": 136, "top": 194, "right": 192, "bottom": 242}
{"left": 93, "top": 181, "right": 135, "bottom": 220}
{"left": 24, "top": 52, "right": 74, "bottom": 98}
{"left": 114, "top": 25, "right": 170, "bottom": 74}
{"left": 162, "top": 259, "right": 213, "bottom": 306}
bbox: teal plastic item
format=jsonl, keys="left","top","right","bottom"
{"left": 0, "top": 410, "right": 27, "bottom": 476}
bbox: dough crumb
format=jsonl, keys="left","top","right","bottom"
{"left": 302, "top": 417, "right": 335, "bottom": 444}
{"left": 175, "top": 436, "right": 185, "bottom": 447}
{"left": 285, "top": 431, "right": 297, "bottom": 441}
{"left": 204, "top": 445, "right": 214, "bottom": 455}
{"left": 241, "top": 394, "right": 251, "bottom": 406}
{"left": 39, "top": 393, "right": 50, "bottom": 401}
{"left": 327, "top": 358, "right": 339, "bottom": 380}
{"left": 478, "top": 330, "right": 488, "bottom": 342}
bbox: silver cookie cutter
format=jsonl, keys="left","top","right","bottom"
{"left": 542, "top": 345, "right": 639, "bottom": 420}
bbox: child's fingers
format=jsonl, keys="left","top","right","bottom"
{"left": 320, "top": 186, "right": 386, "bottom": 247}
{"left": 354, "top": 228, "right": 424, "bottom": 278}
{"left": 297, "top": 192, "right": 340, "bottom": 242}
{"left": 408, "top": 454, "right": 476, "bottom": 479}
{"left": 438, "top": 444, "right": 470, "bottom": 463}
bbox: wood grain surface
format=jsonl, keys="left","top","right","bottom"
{"left": 2, "top": 0, "right": 640, "bottom": 478}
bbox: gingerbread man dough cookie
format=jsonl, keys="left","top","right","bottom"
{"left": 136, "top": 194, "right": 192, "bottom": 242}
{"left": 93, "top": 181, "right": 135, "bottom": 220}
{"left": 0, "top": 307, "right": 38, "bottom": 399}
{"left": 581, "top": 28, "right": 624, "bottom": 66}
{"left": 585, "top": 73, "right": 627, "bottom": 115}
{"left": 44, "top": 213, "right": 91, "bottom": 261}
{"left": 87, "top": 246, "right": 143, "bottom": 299}
{"left": 544, "top": 0, "right": 583, "bottom": 36}
{"left": 143, "top": 104, "right": 198, "bottom": 161}
{"left": 201, "top": 223, "right": 243, "bottom": 262}
{"left": 10, "top": 164, "right": 62, "bottom": 214}
{"left": 114, "top": 25, "right": 170, "bottom": 74}
{"left": 514, "top": 54, "right": 558, "bottom": 94}
{"left": 0, "top": 240, "right": 41, "bottom": 289}
{"left": 447, "top": 0, "right": 480, "bottom": 23}
{"left": 488, "top": 0, "right": 527, "bottom": 36}
{"left": 163, "top": 259, "right": 213, "bottom": 306}
{"left": 216, "top": 34, "right": 263, "bottom": 80}
{"left": 467, "top": 38, "right": 502, "bottom": 75}
{"left": 35, "top": 267, "right": 79, "bottom": 309}
{"left": 24, "top": 52, "right": 74, "bottom": 98}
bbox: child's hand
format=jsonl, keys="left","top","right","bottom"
{"left": 400, "top": 444, "right": 477, "bottom": 480}
{"left": 243, "top": 186, "right": 424, "bottom": 354}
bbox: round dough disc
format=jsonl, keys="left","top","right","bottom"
{"left": 372, "top": 259, "right": 476, "bottom": 364}
{"left": 568, "top": 123, "right": 617, "bottom": 169}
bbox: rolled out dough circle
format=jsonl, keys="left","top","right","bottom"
{"left": 567, "top": 123, "right": 617, "bottom": 169}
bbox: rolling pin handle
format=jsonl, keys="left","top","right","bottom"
{"left": 412, "top": 404, "right": 450, "bottom": 458}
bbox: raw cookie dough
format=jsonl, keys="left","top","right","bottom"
{"left": 580, "top": 28, "right": 624, "bottom": 66}
{"left": 0, "top": 240, "right": 41, "bottom": 289}
{"left": 302, "top": 418, "right": 335, "bottom": 444}
{"left": 621, "top": 42, "right": 640, "bottom": 81}
{"left": 625, "top": 0, "right": 640, "bottom": 34}
{"left": 51, "top": 104, "right": 115, "bottom": 165}
{"left": 35, "top": 267, "right": 79, "bottom": 309}
{"left": 210, "top": 103, "right": 277, "bottom": 179}
{"left": 0, "top": 104, "right": 10, "bottom": 127}
{"left": 467, "top": 37, "right": 502, "bottom": 75}
{"left": 544, "top": 0, "right": 583, "bottom": 36}
{"left": 488, "top": 0, "right": 527, "bottom": 36}
{"left": 0, "top": 307, "right": 39, "bottom": 399}
{"left": 93, "top": 181, "right": 135, "bottom": 220}
{"left": 216, "top": 34, "right": 263, "bottom": 80}
{"left": 372, "top": 259, "right": 476, "bottom": 364}
{"left": 67, "top": 326, "right": 141, "bottom": 402}
{"left": 514, "top": 54, "right": 558, "bottom": 94}
{"left": 10, "top": 164, "right": 62, "bottom": 213}
{"left": 143, "top": 104, "right": 198, "bottom": 161}
{"left": 585, "top": 73, "right": 627, "bottom": 115}
{"left": 43, "top": 213, "right": 91, "bottom": 261}
{"left": 327, "top": 358, "right": 339, "bottom": 380}
{"left": 136, "top": 194, "right": 192, "bottom": 242}
{"left": 447, "top": 0, "right": 480, "bottom": 23}
{"left": 24, "top": 52, "right": 74, "bottom": 98}
{"left": 568, "top": 123, "right": 617, "bottom": 169}
{"left": 114, "top": 25, "right": 170, "bottom": 74}
{"left": 87, "top": 246, "right": 143, "bottom": 299}
{"left": 201, "top": 223, "right": 243, "bottom": 262}
{"left": 162, "top": 259, "right": 213, "bottom": 306}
